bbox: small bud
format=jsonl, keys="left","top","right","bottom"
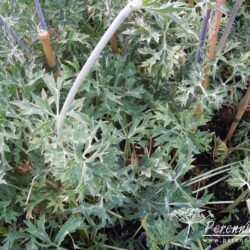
{"left": 87, "top": 6, "right": 95, "bottom": 16}
{"left": 104, "top": 11, "right": 110, "bottom": 17}
{"left": 128, "top": 0, "right": 143, "bottom": 10}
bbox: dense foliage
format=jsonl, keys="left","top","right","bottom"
{"left": 0, "top": 0, "right": 249, "bottom": 249}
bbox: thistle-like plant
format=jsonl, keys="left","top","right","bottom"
{"left": 0, "top": 0, "right": 249, "bottom": 249}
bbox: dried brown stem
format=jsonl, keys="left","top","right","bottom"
{"left": 109, "top": 34, "right": 119, "bottom": 54}
{"left": 206, "top": 0, "right": 226, "bottom": 60}
{"left": 224, "top": 85, "right": 250, "bottom": 143}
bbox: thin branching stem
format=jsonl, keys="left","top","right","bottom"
{"left": 0, "top": 16, "right": 29, "bottom": 52}
{"left": 195, "top": 9, "right": 211, "bottom": 65}
{"left": 217, "top": 0, "right": 245, "bottom": 52}
{"left": 221, "top": 188, "right": 249, "bottom": 213}
{"left": 34, "top": 0, "right": 48, "bottom": 30}
{"left": 56, "top": 0, "right": 143, "bottom": 135}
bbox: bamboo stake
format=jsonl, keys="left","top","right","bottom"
{"left": 194, "top": 0, "right": 225, "bottom": 118}
{"left": 212, "top": 0, "right": 248, "bottom": 143}
{"left": 224, "top": 85, "right": 250, "bottom": 143}
{"left": 93, "top": 2, "right": 120, "bottom": 54}
{"left": 38, "top": 29, "right": 56, "bottom": 68}
{"left": 38, "top": 29, "right": 59, "bottom": 79}
{"left": 34, "top": 0, "right": 60, "bottom": 79}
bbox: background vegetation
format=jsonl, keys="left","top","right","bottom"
{"left": 0, "top": 0, "right": 249, "bottom": 249}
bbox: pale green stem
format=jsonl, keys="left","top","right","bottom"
{"left": 56, "top": 0, "right": 142, "bottom": 135}
{"left": 197, "top": 239, "right": 204, "bottom": 250}
{"left": 212, "top": 228, "right": 250, "bottom": 250}
{"left": 96, "top": 243, "right": 127, "bottom": 250}
{"left": 217, "top": 0, "right": 245, "bottom": 52}
{"left": 221, "top": 189, "right": 249, "bottom": 213}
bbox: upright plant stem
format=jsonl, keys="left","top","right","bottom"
{"left": 56, "top": 0, "right": 142, "bottom": 135}
{"left": 34, "top": 0, "right": 48, "bottom": 30}
{"left": 221, "top": 188, "right": 249, "bottom": 213}
{"left": 195, "top": 9, "right": 211, "bottom": 65}
{"left": 0, "top": 16, "right": 29, "bottom": 52}
{"left": 215, "top": 0, "right": 247, "bottom": 143}
{"left": 224, "top": 85, "right": 250, "bottom": 143}
{"left": 217, "top": 0, "right": 245, "bottom": 52}
{"left": 194, "top": 0, "right": 226, "bottom": 118}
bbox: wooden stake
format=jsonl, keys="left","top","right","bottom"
{"left": 224, "top": 85, "right": 250, "bottom": 143}
{"left": 38, "top": 29, "right": 59, "bottom": 79}
{"left": 194, "top": 0, "right": 225, "bottom": 118}
{"left": 206, "top": 0, "right": 226, "bottom": 60}
{"left": 38, "top": 29, "right": 56, "bottom": 67}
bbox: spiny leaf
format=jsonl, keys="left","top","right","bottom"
{"left": 55, "top": 215, "right": 87, "bottom": 246}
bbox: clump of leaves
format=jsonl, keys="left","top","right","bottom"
{"left": 227, "top": 158, "right": 250, "bottom": 191}
{"left": 0, "top": 0, "right": 249, "bottom": 249}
